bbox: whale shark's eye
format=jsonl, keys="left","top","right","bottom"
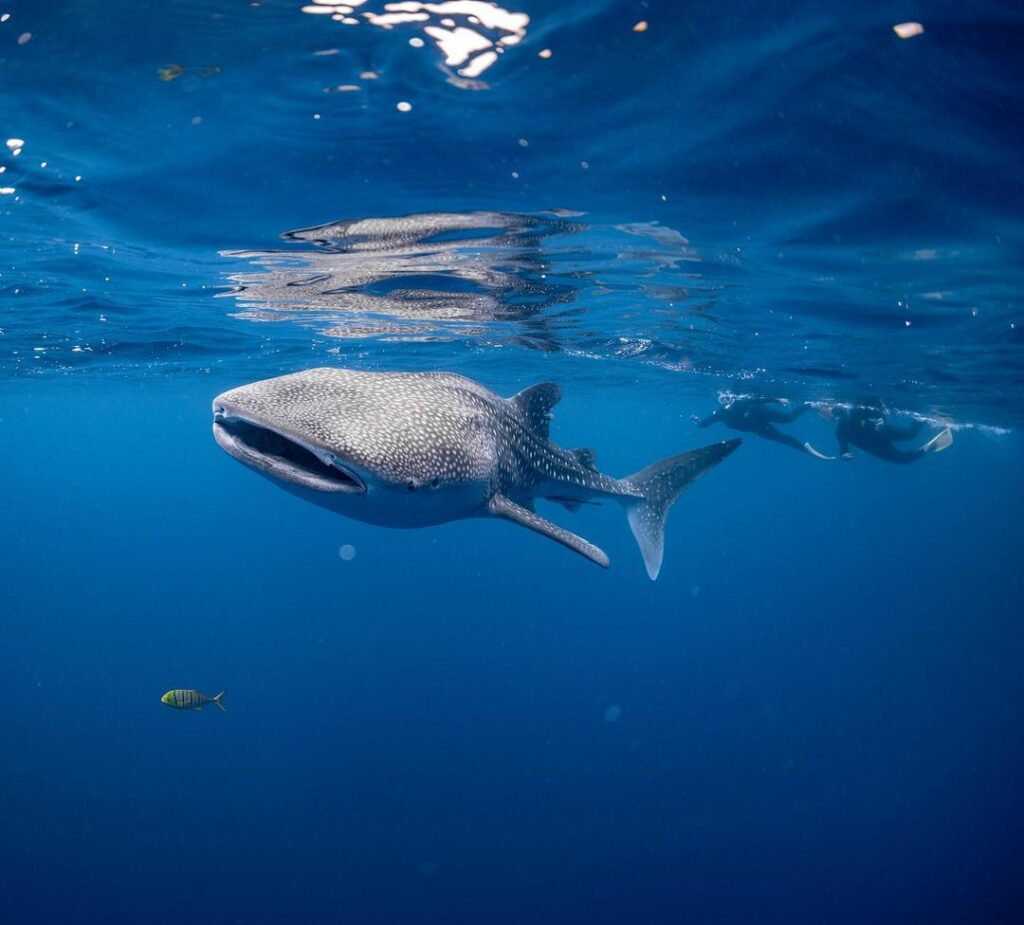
{"left": 430, "top": 477, "right": 440, "bottom": 489}
{"left": 406, "top": 481, "right": 416, "bottom": 492}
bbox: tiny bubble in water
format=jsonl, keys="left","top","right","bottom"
{"left": 604, "top": 705, "right": 622, "bottom": 722}
{"left": 338, "top": 544, "right": 356, "bottom": 561}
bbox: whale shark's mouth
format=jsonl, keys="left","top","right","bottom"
{"left": 212, "top": 413, "right": 365, "bottom": 493}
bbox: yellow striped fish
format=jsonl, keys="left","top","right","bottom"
{"left": 160, "top": 688, "right": 227, "bottom": 712}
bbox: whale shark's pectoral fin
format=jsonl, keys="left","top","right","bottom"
{"left": 488, "top": 493, "right": 609, "bottom": 569}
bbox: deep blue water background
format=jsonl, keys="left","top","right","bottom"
{"left": 2, "top": 1, "right": 1023, "bottom": 922}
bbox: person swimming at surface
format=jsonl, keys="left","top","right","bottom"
{"left": 821, "top": 402, "right": 953, "bottom": 463}
{"left": 692, "top": 394, "right": 832, "bottom": 459}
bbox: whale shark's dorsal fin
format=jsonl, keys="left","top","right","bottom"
{"left": 488, "top": 493, "right": 609, "bottom": 569}
{"left": 509, "top": 382, "right": 561, "bottom": 439}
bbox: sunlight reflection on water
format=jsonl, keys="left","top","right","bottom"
{"left": 300, "top": 0, "right": 529, "bottom": 85}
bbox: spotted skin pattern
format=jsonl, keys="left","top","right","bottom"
{"left": 212, "top": 368, "right": 740, "bottom": 578}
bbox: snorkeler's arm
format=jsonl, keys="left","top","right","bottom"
{"left": 690, "top": 411, "right": 720, "bottom": 428}
{"left": 837, "top": 432, "right": 852, "bottom": 459}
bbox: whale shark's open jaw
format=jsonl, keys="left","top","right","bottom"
{"left": 212, "top": 408, "right": 366, "bottom": 494}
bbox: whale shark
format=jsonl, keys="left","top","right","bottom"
{"left": 211, "top": 368, "right": 740, "bottom": 579}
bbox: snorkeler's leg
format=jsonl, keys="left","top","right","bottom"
{"left": 757, "top": 425, "right": 831, "bottom": 459}
{"left": 763, "top": 404, "right": 811, "bottom": 424}
{"left": 876, "top": 446, "right": 925, "bottom": 463}
{"left": 883, "top": 419, "right": 925, "bottom": 441}
{"left": 871, "top": 428, "right": 952, "bottom": 462}
{"left": 870, "top": 446, "right": 926, "bottom": 464}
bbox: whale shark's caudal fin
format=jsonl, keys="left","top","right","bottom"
{"left": 624, "top": 439, "right": 742, "bottom": 580}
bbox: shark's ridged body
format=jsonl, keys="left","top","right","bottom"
{"left": 212, "top": 368, "right": 740, "bottom": 579}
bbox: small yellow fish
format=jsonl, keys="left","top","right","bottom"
{"left": 161, "top": 689, "right": 227, "bottom": 712}
{"left": 157, "top": 63, "right": 185, "bottom": 82}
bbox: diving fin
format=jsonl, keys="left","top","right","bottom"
{"left": 488, "top": 493, "right": 609, "bottom": 569}
{"left": 624, "top": 439, "right": 741, "bottom": 580}
{"left": 803, "top": 442, "right": 834, "bottom": 460}
{"left": 920, "top": 428, "right": 953, "bottom": 454}
{"left": 212, "top": 689, "right": 228, "bottom": 712}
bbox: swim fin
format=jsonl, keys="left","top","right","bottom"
{"left": 803, "top": 442, "right": 834, "bottom": 460}
{"left": 920, "top": 428, "right": 953, "bottom": 454}
{"left": 213, "top": 689, "right": 228, "bottom": 712}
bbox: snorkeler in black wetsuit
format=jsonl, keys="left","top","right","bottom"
{"left": 692, "top": 395, "right": 832, "bottom": 459}
{"left": 825, "top": 404, "right": 953, "bottom": 463}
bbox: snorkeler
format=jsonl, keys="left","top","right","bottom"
{"left": 821, "top": 403, "right": 953, "bottom": 463}
{"left": 692, "top": 394, "right": 832, "bottom": 459}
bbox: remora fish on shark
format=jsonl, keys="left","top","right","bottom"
{"left": 211, "top": 369, "right": 740, "bottom": 579}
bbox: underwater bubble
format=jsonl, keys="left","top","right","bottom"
{"left": 604, "top": 705, "right": 622, "bottom": 722}
{"left": 338, "top": 544, "right": 356, "bottom": 561}
{"left": 893, "top": 22, "right": 924, "bottom": 39}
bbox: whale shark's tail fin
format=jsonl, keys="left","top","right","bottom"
{"left": 624, "top": 439, "right": 741, "bottom": 580}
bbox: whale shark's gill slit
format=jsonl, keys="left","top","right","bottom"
{"left": 219, "top": 419, "right": 363, "bottom": 490}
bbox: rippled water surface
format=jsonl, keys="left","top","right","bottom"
{"left": 3, "top": 0, "right": 1022, "bottom": 424}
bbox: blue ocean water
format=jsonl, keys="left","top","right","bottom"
{"left": 2, "top": 1, "right": 1023, "bottom": 922}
